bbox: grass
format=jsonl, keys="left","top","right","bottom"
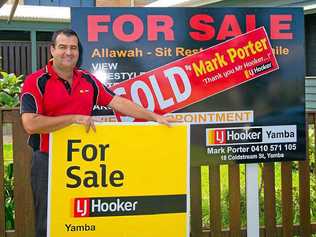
{"left": 4, "top": 143, "right": 12, "bottom": 162}
{"left": 3, "top": 143, "right": 14, "bottom": 230}
{"left": 200, "top": 162, "right": 305, "bottom": 229}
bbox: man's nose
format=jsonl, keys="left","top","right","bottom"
{"left": 65, "top": 47, "right": 72, "bottom": 55}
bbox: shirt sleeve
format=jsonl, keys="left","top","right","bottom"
{"left": 93, "top": 76, "right": 115, "bottom": 106}
{"left": 20, "top": 76, "right": 43, "bottom": 114}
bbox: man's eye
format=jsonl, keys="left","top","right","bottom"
{"left": 71, "top": 46, "right": 78, "bottom": 50}
{"left": 59, "top": 45, "right": 65, "bottom": 49}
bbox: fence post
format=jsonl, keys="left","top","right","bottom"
{"left": 209, "top": 164, "right": 221, "bottom": 237}
{"left": 190, "top": 166, "right": 202, "bottom": 237}
{"left": 263, "top": 163, "right": 276, "bottom": 237}
{"left": 281, "top": 162, "right": 293, "bottom": 236}
{"left": 10, "top": 110, "right": 35, "bottom": 237}
{"left": 229, "top": 164, "right": 241, "bottom": 237}
{"left": 0, "top": 110, "right": 5, "bottom": 237}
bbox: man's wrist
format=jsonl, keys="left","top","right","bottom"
{"left": 71, "top": 115, "right": 78, "bottom": 124}
{"left": 151, "top": 113, "right": 161, "bottom": 122}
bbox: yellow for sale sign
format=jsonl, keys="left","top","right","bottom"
{"left": 47, "top": 123, "right": 189, "bottom": 237}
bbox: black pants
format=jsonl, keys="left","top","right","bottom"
{"left": 31, "top": 150, "right": 48, "bottom": 237}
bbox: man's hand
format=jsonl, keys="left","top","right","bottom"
{"left": 109, "top": 96, "right": 181, "bottom": 126}
{"left": 73, "top": 115, "right": 103, "bottom": 133}
{"left": 153, "top": 114, "right": 179, "bottom": 127}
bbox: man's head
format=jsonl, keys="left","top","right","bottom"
{"left": 50, "top": 29, "right": 82, "bottom": 70}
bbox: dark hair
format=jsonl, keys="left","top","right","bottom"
{"left": 51, "top": 28, "right": 82, "bottom": 67}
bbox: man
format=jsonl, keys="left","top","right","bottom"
{"left": 20, "top": 29, "right": 174, "bottom": 237}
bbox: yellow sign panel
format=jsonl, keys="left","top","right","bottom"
{"left": 48, "top": 123, "right": 189, "bottom": 237}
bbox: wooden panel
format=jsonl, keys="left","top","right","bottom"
{"left": 281, "top": 162, "right": 293, "bottom": 237}
{"left": 2, "top": 45, "right": 9, "bottom": 72}
{"left": 0, "top": 42, "right": 32, "bottom": 76}
{"left": 9, "top": 45, "right": 14, "bottom": 73}
{"left": 263, "top": 163, "right": 276, "bottom": 237}
{"left": 0, "top": 45, "right": 2, "bottom": 70}
{"left": 190, "top": 167, "right": 202, "bottom": 237}
{"left": 199, "top": 223, "right": 316, "bottom": 237}
{"left": 228, "top": 164, "right": 240, "bottom": 237}
{"left": 11, "top": 111, "right": 35, "bottom": 237}
{"left": 37, "top": 42, "right": 50, "bottom": 69}
{"left": 20, "top": 45, "right": 27, "bottom": 76}
{"left": 209, "top": 164, "right": 221, "bottom": 237}
{"left": 38, "top": 45, "right": 43, "bottom": 68}
{"left": 36, "top": 44, "right": 41, "bottom": 70}
{"left": 0, "top": 111, "right": 5, "bottom": 237}
{"left": 5, "top": 229, "right": 16, "bottom": 237}
{"left": 307, "top": 113, "right": 315, "bottom": 124}
{"left": 299, "top": 125, "right": 311, "bottom": 236}
{"left": 46, "top": 45, "right": 51, "bottom": 63}
{"left": 14, "top": 46, "right": 21, "bottom": 76}
{"left": 26, "top": 44, "right": 32, "bottom": 73}
{"left": 41, "top": 44, "right": 48, "bottom": 68}
{"left": 3, "top": 109, "right": 20, "bottom": 123}
{"left": 0, "top": 41, "right": 49, "bottom": 75}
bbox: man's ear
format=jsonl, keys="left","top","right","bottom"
{"left": 50, "top": 45, "right": 55, "bottom": 57}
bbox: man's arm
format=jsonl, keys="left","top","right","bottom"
{"left": 109, "top": 95, "right": 174, "bottom": 126}
{"left": 21, "top": 95, "right": 176, "bottom": 135}
{"left": 21, "top": 113, "right": 96, "bottom": 134}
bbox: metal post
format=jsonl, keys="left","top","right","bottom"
{"left": 246, "top": 163, "right": 260, "bottom": 237}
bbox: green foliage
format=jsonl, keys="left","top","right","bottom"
{"left": 4, "top": 144, "right": 14, "bottom": 230}
{"left": 4, "top": 143, "right": 13, "bottom": 161}
{"left": 0, "top": 72, "right": 23, "bottom": 108}
{"left": 4, "top": 162, "right": 14, "bottom": 230}
{"left": 308, "top": 126, "right": 316, "bottom": 222}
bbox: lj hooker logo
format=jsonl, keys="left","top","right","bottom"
{"left": 73, "top": 195, "right": 186, "bottom": 218}
{"left": 206, "top": 127, "right": 263, "bottom": 145}
{"left": 74, "top": 198, "right": 90, "bottom": 217}
{"left": 207, "top": 129, "right": 227, "bottom": 144}
{"left": 206, "top": 125, "right": 297, "bottom": 146}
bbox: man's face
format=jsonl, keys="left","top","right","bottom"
{"left": 50, "top": 33, "right": 79, "bottom": 70}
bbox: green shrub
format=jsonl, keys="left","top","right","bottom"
{"left": 0, "top": 72, "right": 23, "bottom": 108}
{"left": 0, "top": 71, "right": 22, "bottom": 230}
{"left": 4, "top": 162, "right": 14, "bottom": 230}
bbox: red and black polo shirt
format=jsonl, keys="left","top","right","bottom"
{"left": 20, "top": 60, "right": 114, "bottom": 153}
